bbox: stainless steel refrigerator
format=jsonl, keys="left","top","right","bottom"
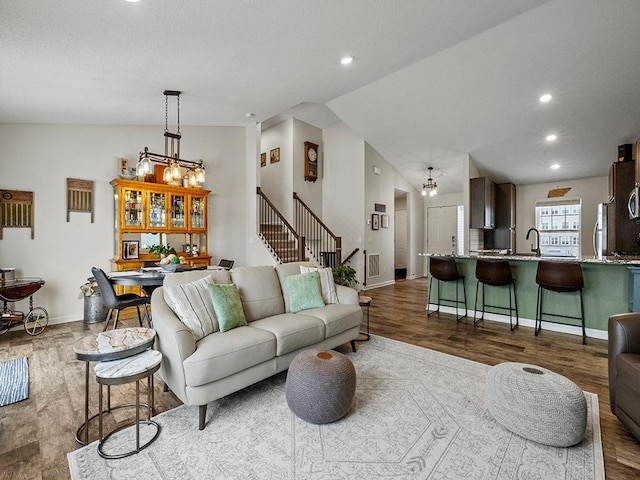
{"left": 594, "top": 203, "right": 608, "bottom": 259}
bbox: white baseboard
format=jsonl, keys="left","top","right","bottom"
{"left": 363, "top": 279, "right": 396, "bottom": 290}
{"left": 427, "top": 304, "right": 608, "bottom": 341}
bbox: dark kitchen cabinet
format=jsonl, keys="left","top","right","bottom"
{"left": 470, "top": 177, "right": 496, "bottom": 229}
{"left": 484, "top": 183, "right": 515, "bottom": 250}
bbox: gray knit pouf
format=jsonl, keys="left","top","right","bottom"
{"left": 286, "top": 349, "right": 356, "bottom": 424}
{"left": 486, "top": 362, "right": 587, "bottom": 447}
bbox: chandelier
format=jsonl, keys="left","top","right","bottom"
{"left": 136, "top": 90, "right": 205, "bottom": 187}
{"left": 422, "top": 167, "right": 437, "bottom": 196}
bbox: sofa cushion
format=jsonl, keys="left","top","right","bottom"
{"left": 285, "top": 272, "right": 325, "bottom": 313}
{"left": 164, "top": 276, "right": 218, "bottom": 340}
{"left": 301, "top": 304, "right": 362, "bottom": 338}
{"left": 183, "top": 326, "right": 276, "bottom": 386}
{"left": 163, "top": 269, "right": 232, "bottom": 288}
{"left": 300, "top": 265, "right": 338, "bottom": 304}
{"left": 275, "top": 262, "right": 310, "bottom": 312}
{"left": 231, "top": 266, "right": 285, "bottom": 321}
{"left": 250, "top": 313, "right": 325, "bottom": 356}
{"left": 210, "top": 284, "right": 248, "bottom": 332}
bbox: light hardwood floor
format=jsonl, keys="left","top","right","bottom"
{"left": 0, "top": 277, "right": 639, "bottom": 479}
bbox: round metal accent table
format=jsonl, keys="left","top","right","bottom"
{"left": 485, "top": 362, "right": 587, "bottom": 447}
{"left": 285, "top": 349, "right": 356, "bottom": 424}
{"left": 95, "top": 349, "right": 162, "bottom": 459}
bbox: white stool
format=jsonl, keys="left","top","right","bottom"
{"left": 95, "top": 349, "right": 162, "bottom": 459}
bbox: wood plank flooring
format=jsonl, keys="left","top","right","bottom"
{"left": 0, "top": 277, "right": 638, "bottom": 479}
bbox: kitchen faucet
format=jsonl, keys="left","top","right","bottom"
{"left": 526, "top": 228, "right": 541, "bottom": 257}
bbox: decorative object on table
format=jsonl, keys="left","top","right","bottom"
{"left": 118, "top": 159, "right": 137, "bottom": 180}
{"left": 371, "top": 213, "right": 380, "bottom": 230}
{"left": 68, "top": 336, "right": 605, "bottom": 480}
{"left": 422, "top": 166, "right": 438, "bottom": 196}
{"left": 260, "top": 152, "right": 266, "bottom": 167}
{"left": 332, "top": 263, "right": 357, "bottom": 288}
{"left": 79, "top": 277, "right": 108, "bottom": 324}
{"left": 486, "top": 362, "right": 587, "bottom": 447}
{"left": 270, "top": 147, "right": 280, "bottom": 164}
{"left": 286, "top": 349, "right": 356, "bottom": 424}
{"left": 134, "top": 90, "right": 205, "bottom": 188}
{"left": 303, "top": 141, "right": 318, "bottom": 182}
{"left": 374, "top": 203, "right": 386, "bottom": 213}
{"left": 191, "top": 245, "right": 199, "bottom": 256}
{"left": 122, "top": 240, "right": 139, "bottom": 260}
{"left": 66, "top": 178, "right": 94, "bottom": 223}
{"left": 0, "top": 189, "right": 34, "bottom": 239}
{"left": 0, "top": 356, "right": 29, "bottom": 407}
{"left": 381, "top": 214, "right": 389, "bottom": 228}
{"left": 148, "top": 244, "right": 177, "bottom": 259}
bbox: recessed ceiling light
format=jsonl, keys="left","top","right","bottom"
{"left": 539, "top": 94, "right": 552, "bottom": 103}
{"left": 125, "top": 0, "right": 140, "bottom": 2}
{"left": 340, "top": 56, "right": 353, "bottom": 65}
{"left": 550, "top": 163, "right": 560, "bottom": 170}
{"left": 546, "top": 134, "right": 557, "bottom": 142}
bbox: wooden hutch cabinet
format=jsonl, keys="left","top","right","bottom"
{"left": 110, "top": 179, "right": 211, "bottom": 272}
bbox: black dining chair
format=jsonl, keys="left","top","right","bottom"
{"left": 218, "top": 259, "right": 234, "bottom": 270}
{"left": 91, "top": 267, "right": 151, "bottom": 331}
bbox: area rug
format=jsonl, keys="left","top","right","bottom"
{"left": 67, "top": 336, "right": 604, "bottom": 480}
{"left": 0, "top": 356, "right": 29, "bottom": 407}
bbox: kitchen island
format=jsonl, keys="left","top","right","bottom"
{"left": 428, "top": 254, "right": 636, "bottom": 339}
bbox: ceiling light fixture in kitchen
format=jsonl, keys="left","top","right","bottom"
{"left": 546, "top": 134, "right": 557, "bottom": 142}
{"left": 341, "top": 56, "right": 353, "bottom": 65}
{"left": 422, "top": 167, "right": 437, "bottom": 197}
{"left": 550, "top": 163, "right": 560, "bottom": 170}
{"left": 539, "top": 94, "right": 552, "bottom": 103}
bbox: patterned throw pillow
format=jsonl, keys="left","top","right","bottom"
{"left": 209, "top": 284, "right": 248, "bottom": 332}
{"left": 285, "top": 271, "right": 325, "bottom": 313}
{"left": 300, "top": 265, "right": 338, "bottom": 304}
{"left": 164, "top": 276, "right": 218, "bottom": 340}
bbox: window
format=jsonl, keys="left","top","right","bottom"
{"left": 535, "top": 197, "right": 581, "bottom": 257}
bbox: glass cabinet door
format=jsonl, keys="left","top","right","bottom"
{"left": 190, "top": 196, "right": 206, "bottom": 229}
{"left": 170, "top": 194, "right": 186, "bottom": 229}
{"left": 123, "top": 188, "right": 144, "bottom": 228}
{"left": 149, "top": 192, "right": 166, "bottom": 228}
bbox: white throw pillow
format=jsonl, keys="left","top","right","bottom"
{"left": 300, "top": 265, "right": 338, "bottom": 304}
{"left": 164, "top": 276, "right": 219, "bottom": 340}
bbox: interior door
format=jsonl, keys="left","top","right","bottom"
{"left": 394, "top": 209, "right": 407, "bottom": 268}
{"left": 427, "top": 205, "right": 457, "bottom": 254}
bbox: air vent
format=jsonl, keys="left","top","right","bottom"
{"left": 368, "top": 253, "right": 380, "bottom": 277}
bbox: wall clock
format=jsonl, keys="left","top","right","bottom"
{"left": 304, "top": 141, "right": 318, "bottom": 182}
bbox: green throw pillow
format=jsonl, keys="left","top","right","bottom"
{"left": 285, "top": 271, "right": 325, "bottom": 313}
{"left": 209, "top": 284, "right": 247, "bottom": 332}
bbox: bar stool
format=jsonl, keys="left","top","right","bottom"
{"left": 535, "top": 261, "right": 586, "bottom": 344}
{"left": 427, "top": 256, "right": 467, "bottom": 321}
{"left": 474, "top": 258, "right": 518, "bottom": 330}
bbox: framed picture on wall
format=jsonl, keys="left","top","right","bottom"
{"left": 123, "top": 240, "right": 139, "bottom": 259}
{"left": 270, "top": 147, "right": 280, "bottom": 164}
{"left": 381, "top": 214, "right": 389, "bottom": 228}
{"left": 371, "top": 213, "right": 380, "bottom": 230}
{"left": 260, "top": 152, "right": 266, "bottom": 167}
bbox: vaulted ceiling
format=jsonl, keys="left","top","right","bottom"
{"left": 2, "top": 0, "right": 640, "bottom": 194}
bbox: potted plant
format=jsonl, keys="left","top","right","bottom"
{"left": 148, "top": 244, "right": 177, "bottom": 258}
{"left": 332, "top": 264, "right": 358, "bottom": 288}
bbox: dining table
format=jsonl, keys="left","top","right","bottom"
{"left": 108, "top": 271, "right": 167, "bottom": 296}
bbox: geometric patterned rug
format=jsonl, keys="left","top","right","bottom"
{"left": 0, "top": 356, "right": 29, "bottom": 407}
{"left": 68, "top": 335, "right": 604, "bottom": 479}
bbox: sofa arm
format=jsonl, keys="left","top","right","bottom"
{"left": 608, "top": 312, "right": 640, "bottom": 413}
{"left": 151, "top": 288, "right": 197, "bottom": 402}
{"left": 336, "top": 285, "right": 359, "bottom": 305}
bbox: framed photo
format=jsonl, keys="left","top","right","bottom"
{"left": 371, "top": 213, "right": 380, "bottom": 230}
{"left": 260, "top": 152, "right": 266, "bottom": 167}
{"left": 123, "top": 240, "right": 139, "bottom": 259}
{"left": 381, "top": 214, "right": 389, "bottom": 228}
{"left": 270, "top": 147, "right": 280, "bottom": 164}
{"left": 374, "top": 203, "right": 386, "bottom": 213}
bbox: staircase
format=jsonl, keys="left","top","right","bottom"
{"left": 293, "top": 192, "right": 341, "bottom": 267}
{"left": 257, "top": 187, "right": 305, "bottom": 263}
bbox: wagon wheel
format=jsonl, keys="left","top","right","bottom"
{"left": 24, "top": 307, "right": 48, "bottom": 336}
{"left": 0, "top": 320, "right": 11, "bottom": 336}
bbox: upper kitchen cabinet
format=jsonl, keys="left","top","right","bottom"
{"left": 470, "top": 177, "right": 496, "bottom": 229}
{"left": 484, "top": 183, "right": 515, "bottom": 251}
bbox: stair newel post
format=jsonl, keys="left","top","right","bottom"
{"left": 298, "top": 236, "right": 306, "bottom": 262}
{"left": 336, "top": 237, "right": 342, "bottom": 265}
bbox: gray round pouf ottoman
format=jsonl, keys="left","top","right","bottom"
{"left": 286, "top": 349, "right": 356, "bottom": 424}
{"left": 486, "top": 362, "right": 587, "bottom": 447}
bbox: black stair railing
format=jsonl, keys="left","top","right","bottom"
{"left": 293, "top": 192, "right": 341, "bottom": 267}
{"left": 257, "top": 187, "right": 305, "bottom": 263}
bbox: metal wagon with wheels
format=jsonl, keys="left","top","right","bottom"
{"left": 0, "top": 278, "right": 48, "bottom": 335}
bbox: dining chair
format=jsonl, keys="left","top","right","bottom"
{"left": 91, "top": 267, "right": 151, "bottom": 331}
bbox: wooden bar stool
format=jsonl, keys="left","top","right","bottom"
{"left": 427, "top": 256, "right": 467, "bottom": 321}
{"left": 474, "top": 258, "right": 518, "bottom": 330}
{"left": 535, "top": 261, "right": 586, "bottom": 344}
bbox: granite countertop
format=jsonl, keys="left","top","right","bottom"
{"left": 427, "top": 252, "right": 640, "bottom": 265}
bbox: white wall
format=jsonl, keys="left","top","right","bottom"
{"left": 260, "top": 119, "right": 293, "bottom": 220}
{"left": 322, "top": 123, "right": 366, "bottom": 286}
{"left": 0, "top": 123, "right": 245, "bottom": 324}
{"left": 515, "top": 176, "right": 608, "bottom": 256}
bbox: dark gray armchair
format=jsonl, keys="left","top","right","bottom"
{"left": 608, "top": 312, "right": 640, "bottom": 441}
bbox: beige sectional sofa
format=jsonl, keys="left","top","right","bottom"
{"left": 150, "top": 262, "right": 362, "bottom": 429}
